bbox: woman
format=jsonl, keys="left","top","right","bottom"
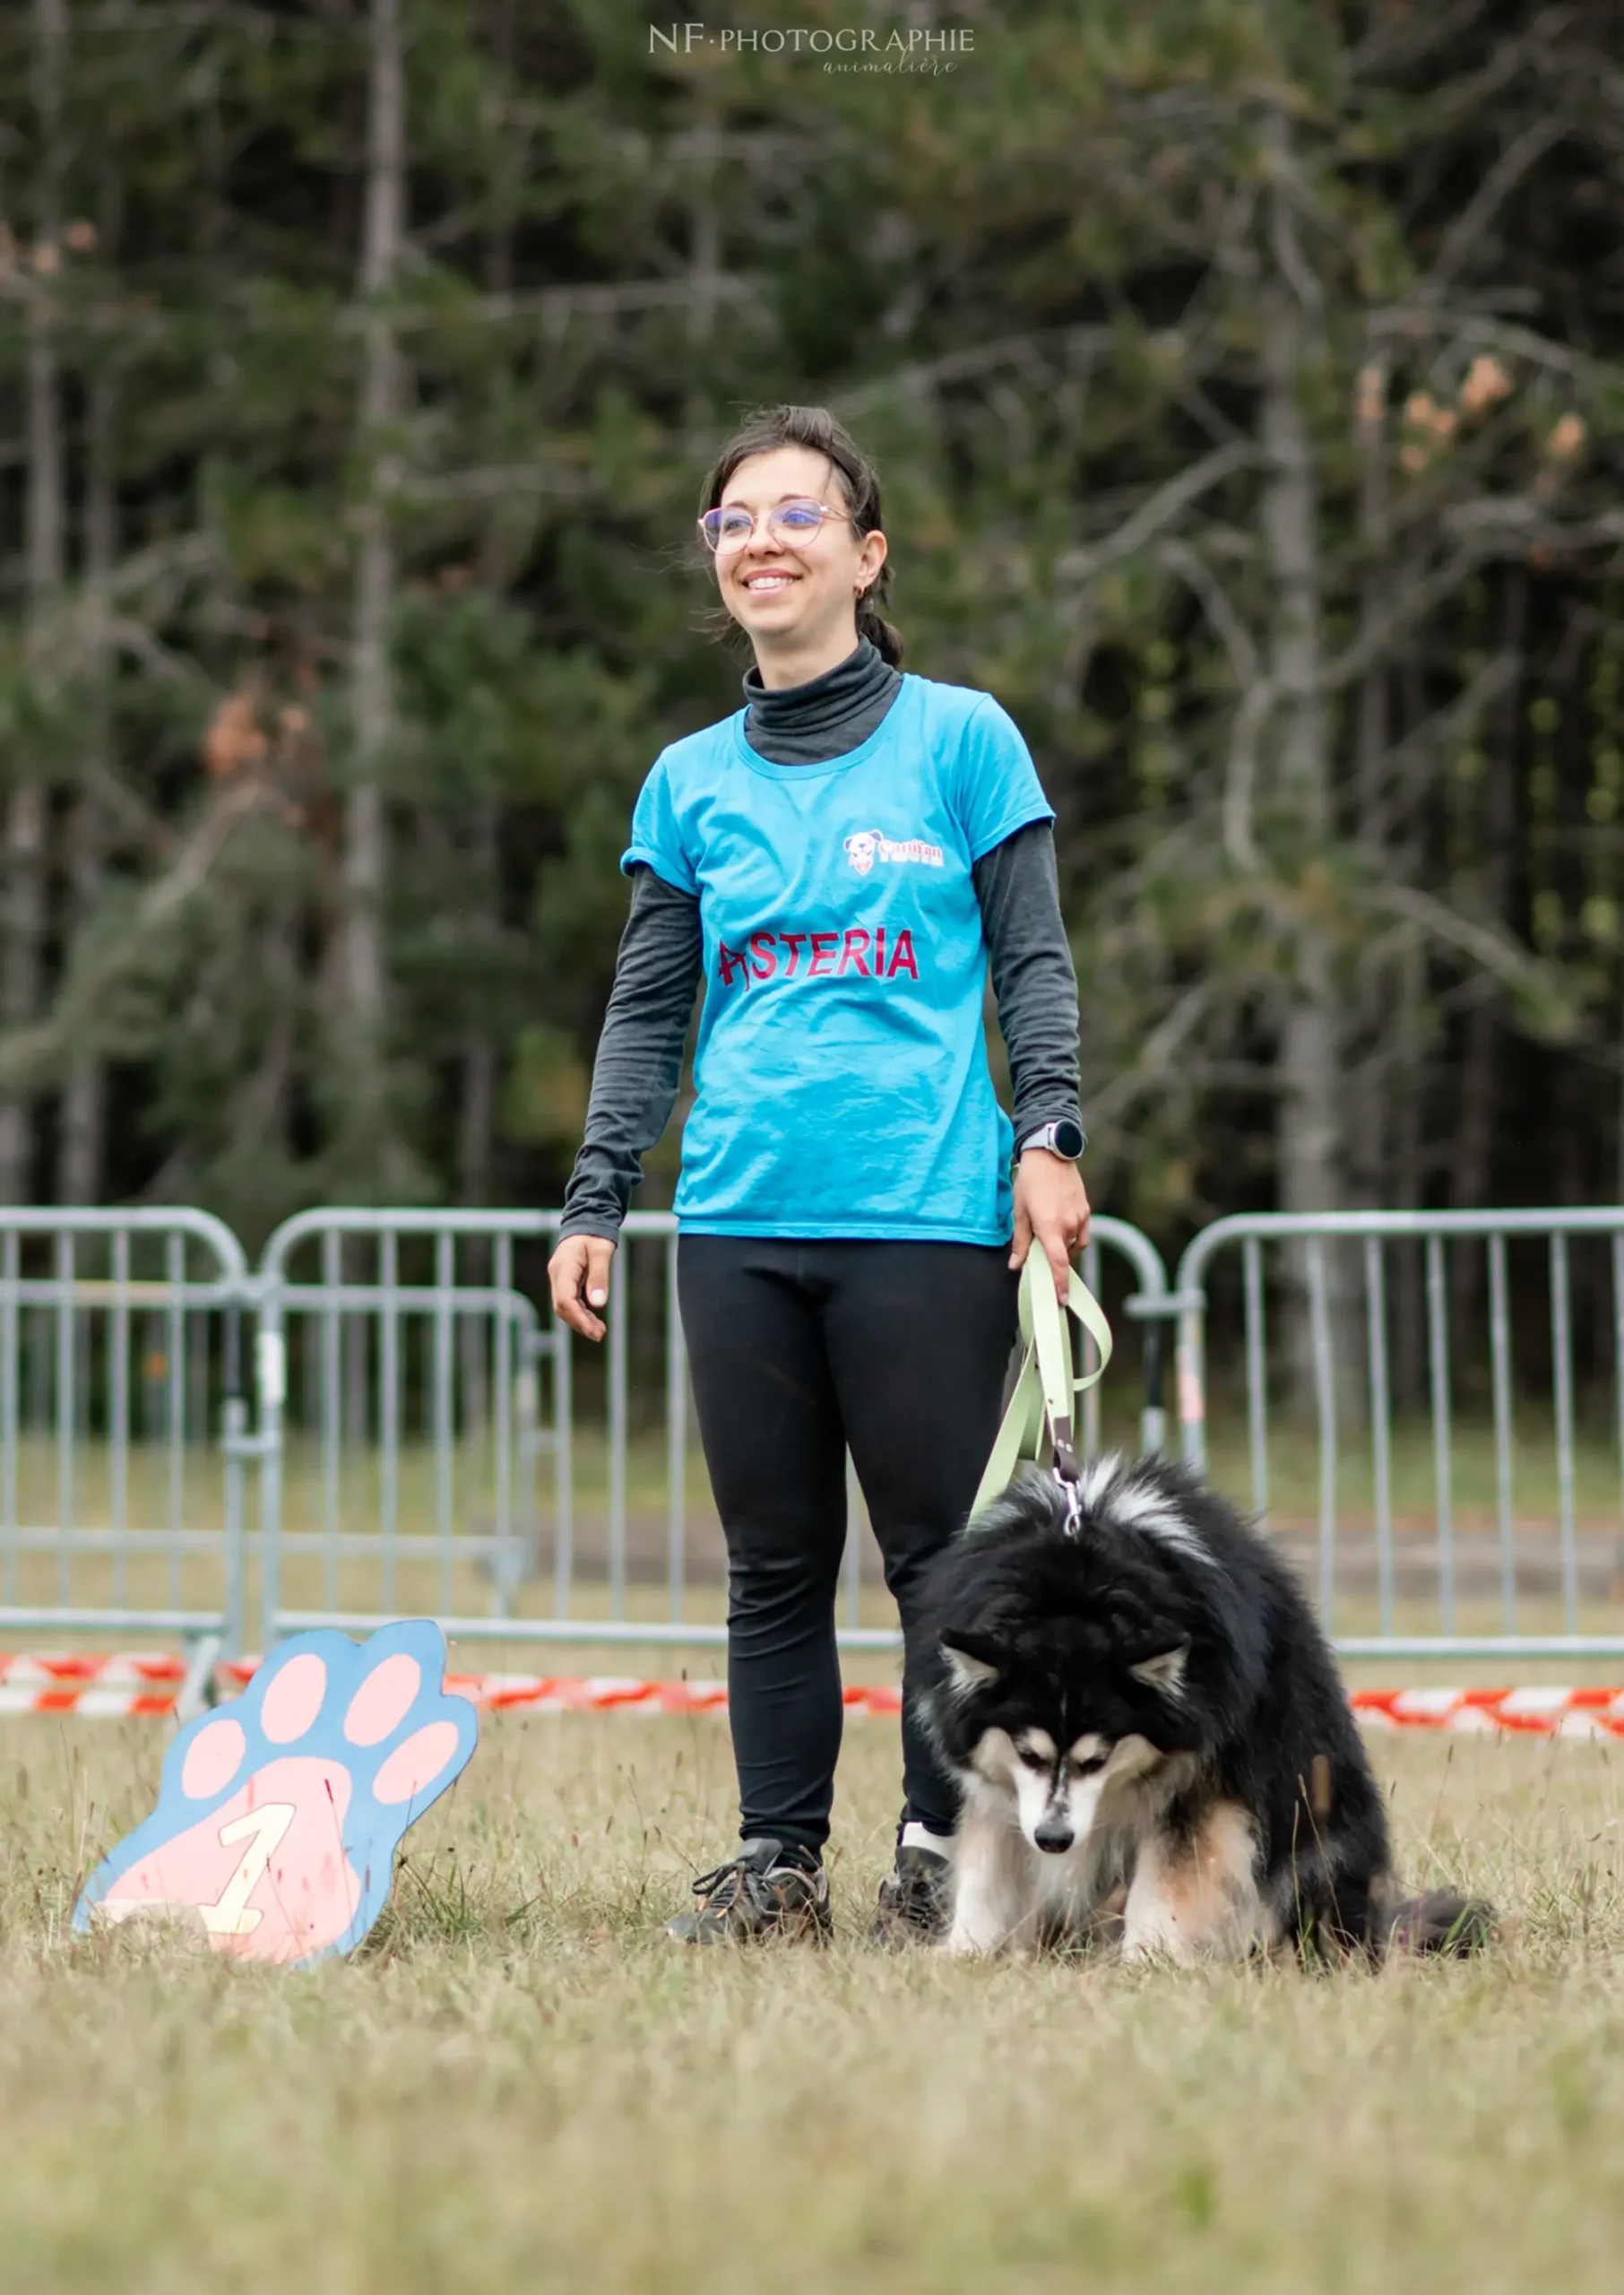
{"left": 548, "top": 403, "right": 1090, "bottom": 1944}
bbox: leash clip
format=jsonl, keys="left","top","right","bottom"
{"left": 1050, "top": 1436, "right": 1084, "bottom": 1537}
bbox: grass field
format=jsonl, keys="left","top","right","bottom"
{"left": 2, "top": 1710, "right": 1621, "bottom": 2292}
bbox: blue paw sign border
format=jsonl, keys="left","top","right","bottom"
{"left": 74, "top": 1620, "right": 479, "bottom": 1968}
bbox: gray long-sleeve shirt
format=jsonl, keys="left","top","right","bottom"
{"left": 557, "top": 637, "right": 1082, "bottom": 1241}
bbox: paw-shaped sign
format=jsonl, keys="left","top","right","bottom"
{"left": 73, "top": 1621, "right": 478, "bottom": 1968}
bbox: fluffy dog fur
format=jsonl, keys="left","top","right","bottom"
{"left": 915, "top": 1452, "right": 1492, "bottom": 1965}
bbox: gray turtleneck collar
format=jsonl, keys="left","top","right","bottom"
{"left": 741, "top": 635, "right": 903, "bottom": 765}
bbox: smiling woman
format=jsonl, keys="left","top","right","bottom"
{"left": 547, "top": 403, "right": 1093, "bottom": 1950}
{"left": 701, "top": 440, "right": 894, "bottom": 683}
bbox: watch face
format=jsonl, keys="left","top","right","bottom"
{"left": 1054, "top": 1119, "right": 1084, "bottom": 1158}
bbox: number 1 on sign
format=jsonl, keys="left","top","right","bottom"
{"left": 199, "top": 1803, "right": 296, "bottom": 1936}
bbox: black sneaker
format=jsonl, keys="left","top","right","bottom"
{"left": 666, "top": 1837, "right": 833, "bottom": 1946}
{"left": 868, "top": 1845, "right": 952, "bottom": 1946}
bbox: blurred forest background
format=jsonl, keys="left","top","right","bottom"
{"left": 0, "top": 0, "right": 1621, "bottom": 1274}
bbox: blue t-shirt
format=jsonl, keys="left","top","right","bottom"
{"left": 620, "top": 671, "right": 1055, "bottom": 1243}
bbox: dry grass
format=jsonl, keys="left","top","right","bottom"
{"left": 0, "top": 1713, "right": 1617, "bottom": 2291}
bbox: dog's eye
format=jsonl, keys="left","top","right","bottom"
{"left": 1016, "top": 1745, "right": 1055, "bottom": 1771}
{"left": 1070, "top": 1750, "right": 1110, "bottom": 1776}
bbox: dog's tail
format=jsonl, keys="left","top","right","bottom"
{"left": 1372, "top": 1889, "right": 1495, "bottom": 1958}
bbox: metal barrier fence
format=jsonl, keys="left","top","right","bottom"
{"left": 255, "top": 1208, "right": 553, "bottom": 1650}
{"left": 7, "top": 1199, "right": 1624, "bottom": 1672}
{"left": 0, "top": 1208, "right": 250, "bottom": 1695}
{"left": 1175, "top": 1209, "right": 1624, "bottom": 1658}
{"left": 253, "top": 1208, "right": 1171, "bottom": 1654}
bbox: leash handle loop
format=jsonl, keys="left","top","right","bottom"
{"left": 969, "top": 1253, "right": 1113, "bottom": 1521}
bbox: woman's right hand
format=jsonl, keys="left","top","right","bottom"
{"left": 548, "top": 1232, "right": 617, "bottom": 1343}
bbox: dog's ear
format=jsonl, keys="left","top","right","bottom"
{"left": 1128, "top": 1642, "right": 1189, "bottom": 1696}
{"left": 940, "top": 1630, "right": 1006, "bottom": 1696}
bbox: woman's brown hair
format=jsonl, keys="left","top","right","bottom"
{"left": 697, "top": 403, "right": 904, "bottom": 669}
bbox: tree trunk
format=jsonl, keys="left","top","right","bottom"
{"left": 684, "top": 87, "right": 722, "bottom": 431}
{"left": 1260, "top": 293, "right": 1336, "bottom": 1216}
{"left": 59, "top": 357, "right": 118, "bottom": 1208}
{"left": 457, "top": 4, "right": 514, "bottom": 1222}
{"left": 1388, "top": 934, "right": 1427, "bottom": 1412}
{"left": 1455, "top": 571, "right": 1525, "bottom": 1211}
{"left": 456, "top": 788, "right": 498, "bottom": 1217}
{"left": 1387, "top": 661, "right": 1429, "bottom": 1412}
{"left": 1257, "top": 114, "right": 1352, "bottom": 1416}
{"left": 342, "top": 0, "right": 405, "bottom": 1162}
{"left": 0, "top": 0, "right": 66, "bottom": 1205}
{"left": 1448, "top": 569, "right": 1525, "bottom": 1355}
{"left": 1348, "top": 345, "right": 1389, "bottom": 1207}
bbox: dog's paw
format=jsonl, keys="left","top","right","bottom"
{"left": 940, "top": 1919, "right": 1006, "bottom": 1959}
{"left": 74, "top": 1622, "right": 477, "bottom": 1967}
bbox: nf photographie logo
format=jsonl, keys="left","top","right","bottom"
{"left": 650, "top": 22, "right": 975, "bottom": 72}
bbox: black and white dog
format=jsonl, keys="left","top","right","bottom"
{"left": 916, "top": 1453, "right": 1491, "bottom": 1964}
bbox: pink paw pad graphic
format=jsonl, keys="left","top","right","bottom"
{"left": 74, "top": 1621, "right": 478, "bottom": 1967}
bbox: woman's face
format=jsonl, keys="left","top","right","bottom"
{"left": 710, "top": 445, "right": 887, "bottom": 660}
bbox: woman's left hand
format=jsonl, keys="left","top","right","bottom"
{"left": 1010, "top": 1150, "right": 1093, "bottom": 1302}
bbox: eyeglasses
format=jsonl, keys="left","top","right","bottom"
{"left": 697, "top": 498, "right": 854, "bottom": 554}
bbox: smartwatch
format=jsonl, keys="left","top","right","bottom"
{"left": 1017, "top": 1117, "right": 1086, "bottom": 1161}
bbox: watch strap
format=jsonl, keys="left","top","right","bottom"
{"left": 1017, "top": 1118, "right": 1085, "bottom": 1159}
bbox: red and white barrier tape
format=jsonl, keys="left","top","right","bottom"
{"left": 455, "top": 1674, "right": 905, "bottom": 1718}
{"left": 0, "top": 1652, "right": 194, "bottom": 1719}
{"left": 2, "top": 1654, "right": 1624, "bottom": 1733}
{"left": 1352, "top": 1685, "right": 1624, "bottom": 1738}
{"left": 0, "top": 1654, "right": 911, "bottom": 1721}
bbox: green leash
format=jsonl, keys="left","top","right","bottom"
{"left": 970, "top": 1251, "right": 1114, "bottom": 1522}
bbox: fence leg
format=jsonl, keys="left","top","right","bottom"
{"left": 1177, "top": 1297, "right": 1206, "bottom": 1469}
{"left": 257, "top": 1307, "right": 287, "bottom": 1651}
{"left": 176, "top": 1631, "right": 222, "bottom": 1724}
{"left": 514, "top": 1332, "right": 540, "bottom": 1602}
{"left": 1139, "top": 1315, "right": 1166, "bottom": 1456}
{"left": 221, "top": 1395, "right": 246, "bottom": 1659}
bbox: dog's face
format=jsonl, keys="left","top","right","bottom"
{"left": 918, "top": 1459, "right": 1265, "bottom": 1862}
{"left": 938, "top": 1628, "right": 1189, "bottom": 1857}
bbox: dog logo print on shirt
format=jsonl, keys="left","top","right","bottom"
{"left": 843, "top": 829, "right": 944, "bottom": 876}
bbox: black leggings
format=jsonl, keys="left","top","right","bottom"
{"left": 677, "top": 1234, "right": 1020, "bottom": 1858}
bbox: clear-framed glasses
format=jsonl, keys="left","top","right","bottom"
{"left": 697, "top": 498, "right": 854, "bottom": 554}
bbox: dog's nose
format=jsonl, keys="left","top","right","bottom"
{"left": 1033, "top": 1821, "right": 1075, "bottom": 1856}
